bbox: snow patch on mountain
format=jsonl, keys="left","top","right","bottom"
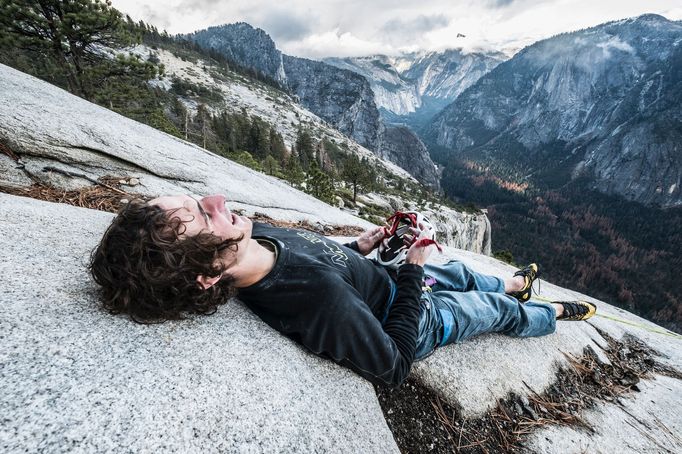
{"left": 325, "top": 50, "right": 504, "bottom": 118}
{"left": 324, "top": 56, "right": 421, "bottom": 115}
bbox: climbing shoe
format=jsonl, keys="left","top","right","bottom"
{"left": 555, "top": 301, "right": 597, "bottom": 321}
{"left": 377, "top": 211, "right": 437, "bottom": 268}
{"left": 508, "top": 263, "right": 539, "bottom": 303}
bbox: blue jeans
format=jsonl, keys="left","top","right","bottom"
{"left": 413, "top": 260, "right": 557, "bottom": 360}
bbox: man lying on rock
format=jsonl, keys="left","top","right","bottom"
{"left": 90, "top": 194, "right": 596, "bottom": 387}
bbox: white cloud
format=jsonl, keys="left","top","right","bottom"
{"left": 597, "top": 36, "right": 635, "bottom": 58}
{"left": 110, "top": 0, "right": 682, "bottom": 58}
{"left": 284, "top": 29, "right": 396, "bottom": 59}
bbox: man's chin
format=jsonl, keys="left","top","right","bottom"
{"left": 240, "top": 216, "right": 253, "bottom": 238}
{"left": 237, "top": 214, "right": 252, "bottom": 226}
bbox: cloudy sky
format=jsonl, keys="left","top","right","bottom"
{"left": 110, "top": 0, "right": 682, "bottom": 58}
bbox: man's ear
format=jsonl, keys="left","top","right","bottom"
{"left": 196, "top": 274, "right": 221, "bottom": 290}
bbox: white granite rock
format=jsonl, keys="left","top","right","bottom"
{"left": 0, "top": 63, "right": 372, "bottom": 229}
{"left": 0, "top": 194, "right": 398, "bottom": 453}
{"left": 409, "top": 247, "right": 682, "bottom": 419}
{"left": 525, "top": 375, "right": 682, "bottom": 453}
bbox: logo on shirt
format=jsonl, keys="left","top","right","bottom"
{"left": 296, "top": 231, "right": 349, "bottom": 268}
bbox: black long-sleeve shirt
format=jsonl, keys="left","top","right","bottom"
{"left": 237, "top": 223, "right": 424, "bottom": 386}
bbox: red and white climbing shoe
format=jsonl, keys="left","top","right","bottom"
{"left": 377, "top": 211, "right": 438, "bottom": 268}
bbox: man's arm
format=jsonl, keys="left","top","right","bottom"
{"left": 300, "top": 263, "right": 423, "bottom": 387}
{"left": 310, "top": 232, "right": 435, "bottom": 386}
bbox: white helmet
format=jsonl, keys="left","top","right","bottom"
{"left": 376, "top": 211, "right": 436, "bottom": 268}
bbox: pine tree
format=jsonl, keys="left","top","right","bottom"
{"left": 262, "top": 155, "right": 280, "bottom": 176}
{"left": 247, "top": 116, "right": 269, "bottom": 160}
{"left": 226, "top": 114, "right": 239, "bottom": 152}
{"left": 231, "top": 150, "right": 261, "bottom": 171}
{"left": 316, "top": 141, "right": 334, "bottom": 173}
{"left": 211, "top": 111, "right": 225, "bottom": 138}
{"left": 341, "top": 154, "right": 371, "bottom": 203}
{"left": 295, "top": 129, "right": 314, "bottom": 171}
{"left": 146, "top": 109, "right": 182, "bottom": 138}
{"left": 306, "top": 160, "right": 334, "bottom": 204}
{"left": 212, "top": 112, "right": 241, "bottom": 153}
{"left": 88, "top": 53, "right": 160, "bottom": 118}
{"left": 191, "top": 104, "right": 214, "bottom": 150}
{"left": 0, "top": 0, "right": 134, "bottom": 98}
{"left": 269, "top": 128, "right": 287, "bottom": 164}
{"left": 234, "top": 109, "right": 251, "bottom": 151}
{"left": 361, "top": 157, "right": 379, "bottom": 192}
{"left": 284, "top": 154, "right": 305, "bottom": 189}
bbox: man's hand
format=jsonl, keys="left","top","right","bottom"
{"left": 355, "top": 226, "right": 387, "bottom": 255}
{"left": 404, "top": 230, "right": 437, "bottom": 267}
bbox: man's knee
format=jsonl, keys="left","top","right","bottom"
{"left": 443, "top": 260, "right": 469, "bottom": 277}
{"left": 506, "top": 303, "right": 556, "bottom": 338}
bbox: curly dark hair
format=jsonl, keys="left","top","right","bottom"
{"left": 89, "top": 199, "right": 242, "bottom": 323}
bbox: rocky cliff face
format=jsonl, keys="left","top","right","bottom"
{"left": 188, "top": 23, "right": 441, "bottom": 191}
{"left": 280, "top": 53, "right": 443, "bottom": 188}
{"left": 189, "top": 24, "right": 383, "bottom": 152}
{"left": 376, "top": 125, "right": 441, "bottom": 191}
{"left": 426, "top": 14, "right": 682, "bottom": 208}
{"left": 433, "top": 207, "right": 491, "bottom": 255}
{"left": 404, "top": 50, "right": 503, "bottom": 101}
{"left": 325, "top": 50, "right": 502, "bottom": 121}
{"left": 416, "top": 203, "right": 490, "bottom": 255}
{"left": 324, "top": 55, "right": 421, "bottom": 115}
{"left": 189, "top": 23, "right": 287, "bottom": 84}
{"left": 282, "top": 54, "right": 382, "bottom": 151}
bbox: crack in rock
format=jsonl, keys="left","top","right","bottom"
{"left": 375, "top": 331, "right": 681, "bottom": 453}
